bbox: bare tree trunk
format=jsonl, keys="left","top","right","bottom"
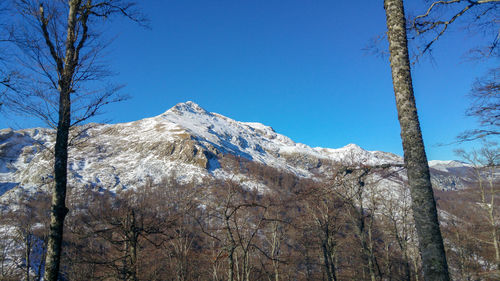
{"left": 493, "top": 220, "right": 500, "bottom": 272}
{"left": 128, "top": 209, "right": 138, "bottom": 281}
{"left": 321, "top": 237, "right": 338, "bottom": 281}
{"left": 492, "top": 214, "right": 500, "bottom": 272}
{"left": 244, "top": 251, "right": 250, "bottom": 281}
{"left": 322, "top": 241, "right": 334, "bottom": 281}
{"left": 352, "top": 202, "right": 378, "bottom": 281}
{"left": 403, "top": 252, "right": 411, "bottom": 281}
{"left": 383, "top": 0, "right": 450, "bottom": 280}
{"left": 43, "top": 87, "right": 70, "bottom": 281}
{"left": 269, "top": 221, "right": 281, "bottom": 281}
{"left": 391, "top": 220, "right": 411, "bottom": 281}
{"left": 228, "top": 246, "right": 235, "bottom": 281}
{"left": 411, "top": 255, "right": 419, "bottom": 281}
{"left": 367, "top": 224, "right": 382, "bottom": 281}
{"left": 487, "top": 172, "right": 500, "bottom": 273}
{"left": 328, "top": 239, "right": 338, "bottom": 281}
{"left": 42, "top": 1, "right": 78, "bottom": 279}
{"left": 366, "top": 239, "right": 377, "bottom": 281}
{"left": 25, "top": 235, "right": 31, "bottom": 281}
{"left": 383, "top": 242, "right": 391, "bottom": 281}
{"left": 355, "top": 212, "right": 377, "bottom": 281}
{"left": 35, "top": 240, "right": 46, "bottom": 281}
{"left": 453, "top": 228, "right": 467, "bottom": 280}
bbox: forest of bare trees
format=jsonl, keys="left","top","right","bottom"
{"left": 0, "top": 153, "right": 498, "bottom": 281}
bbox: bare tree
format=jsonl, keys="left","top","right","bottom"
{"left": 0, "top": 193, "right": 50, "bottom": 281}
{"left": 437, "top": 189, "right": 486, "bottom": 280}
{"left": 260, "top": 201, "right": 291, "bottom": 281}
{"left": 64, "top": 184, "right": 183, "bottom": 281}
{"left": 334, "top": 166, "right": 381, "bottom": 281}
{"left": 379, "top": 181, "right": 419, "bottom": 281}
{"left": 0, "top": 2, "right": 14, "bottom": 109}
{"left": 455, "top": 144, "right": 500, "bottom": 277}
{"left": 457, "top": 68, "right": 499, "bottom": 141}
{"left": 411, "top": 0, "right": 499, "bottom": 58}
{"left": 409, "top": 0, "right": 499, "bottom": 142}
{"left": 0, "top": 220, "right": 19, "bottom": 280}
{"left": 384, "top": 0, "right": 450, "bottom": 280}
{"left": 303, "top": 184, "right": 344, "bottom": 281}
{"left": 330, "top": 162, "right": 404, "bottom": 281}
{"left": 1, "top": 1, "right": 146, "bottom": 280}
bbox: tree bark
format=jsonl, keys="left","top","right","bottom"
{"left": 487, "top": 170, "right": 500, "bottom": 274}
{"left": 322, "top": 241, "right": 334, "bottom": 281}
{"left": 25, "top": 234, "right": 31, "bottom": 281}
{"left": 228, "top": 246, "right": 235, "bottom": 281}
{"left": 383, "top": 0, "right": 450, "bottom": 280}
{"left": 43, "top": 1, "right": 79, "bottom": 280}
{"left": 492, "top": 216, "right": 500, "bottom": 272}
{"left": 43, "top": 87, "right": 71, "bottom": 281}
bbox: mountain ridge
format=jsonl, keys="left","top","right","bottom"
{"left": 0, "top": 101, "right": 472, "bottom": 197}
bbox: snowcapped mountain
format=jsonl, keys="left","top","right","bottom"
{"left": 428, "top": 160, "right": 471, "bottom": 173}
{"left": 0, "top": 101, "right": 473, "bottom": 197}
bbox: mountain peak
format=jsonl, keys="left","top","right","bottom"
{"left": 166, "top": 101, "right": 208, "bottom": 115}
{"left": 342, "top": 143, "right": 364, "bottom": 151}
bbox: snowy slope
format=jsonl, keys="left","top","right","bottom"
{"left": 0, "top": 101, "right": 472, "bottom": 196}
{"left": 429, "top": 160, "right": 471, "bottom": 172}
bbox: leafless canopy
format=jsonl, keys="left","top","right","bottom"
{"left": 0, "top": 2, "right": 14, "bottom": 108}
{"left": 1, "top": 0, "right": 147, "bottom": 128}
{"left": 457, "top": 67, "right": 500, "bottom": 141}
{"left": 410, "top": 0, "right": 500, "bottom": 58}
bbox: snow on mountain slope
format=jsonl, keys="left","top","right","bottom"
{"left": 160, "top": 102, "right": 402, "bottom": 168}
{"left": 428, "top": 160, "right": 471, "bottom": 172}
{"left": 0, "top": 101, "right": 471, "bottom": 196}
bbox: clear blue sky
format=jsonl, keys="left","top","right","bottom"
{"left": 1, "top": 0, "right": 497, "bottom": 160}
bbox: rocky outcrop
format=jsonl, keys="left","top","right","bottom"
{"left": 281, "top": 152, "right": 322, "bottom": 170}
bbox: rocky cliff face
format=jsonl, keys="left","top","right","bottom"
{"left": 0, "top": 101, "right": 475, "bottom": 198}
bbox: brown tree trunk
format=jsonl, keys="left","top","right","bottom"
{"left": 25, "top": 235, "right": 31, "bottom": 281}
{"left": 322, "top": 237, "right": 338, "bottom": 281}
{"left": 403, "top": 251, "right": 411, "bottom": 281}
{"left": 383, "top": 0, "right": 450, "bottom": 280}
{"left": 328, "top": 239, "right": 338, "bottom": 281}
{"left": 493, "top": 220, "right": 500, "bottom": 273}
{"left": 228, "top": 246, "right": 235, "bottom": 281}
{"left": 412, "top": 257, "right": 419, "bottom": 281}
{"left": 487, "top": 170, "right": 500, "bottom": 273}
{"left": 43, "top": 0, "right": 79, "bottom": 279}
{"left": 43, "top": 88, "right": 70, "bottom": 281}
{"left": 129, "top": 210, "right": 138, "bottom": 281}
{"left": 322, "top": 241, "right": 334, "bottom": 281}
